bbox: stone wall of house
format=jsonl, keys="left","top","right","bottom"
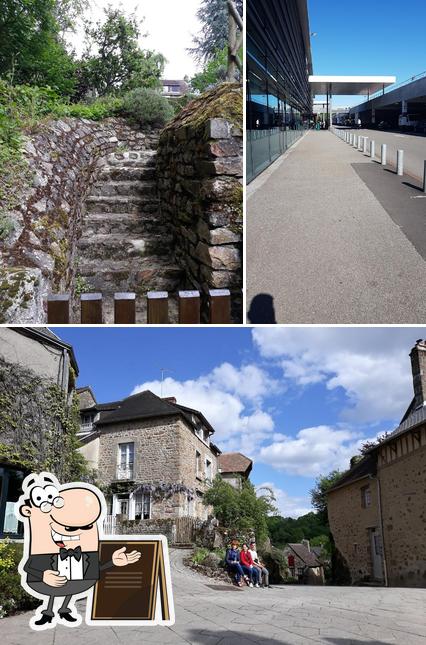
{"left": 327, "top": 478, "right": 381, "bottom": 583}
{"left": 0, "top": 118, "right": 159, "bottom": 323}
{"left": 379, "top": 437, "right": 426, "bottom": 587}
{"left": 97, "top": 415, "right": 217, "bottom": 520}
{"left": 156, "top": 83, "right": 243, "bottom": 321}
{"left": 78, "top": 387, "right": 97, "bottom": 410}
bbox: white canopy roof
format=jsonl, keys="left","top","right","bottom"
{"left": 309, "top": 75, "right": 396, "bottom": 95}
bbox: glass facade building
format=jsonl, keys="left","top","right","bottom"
{"left": 247, "top": 0, "right": 313, "bottom": 182}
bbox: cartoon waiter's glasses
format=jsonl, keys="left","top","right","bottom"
{"left": 30, "top": 484, "right": 65, "bottom": 513}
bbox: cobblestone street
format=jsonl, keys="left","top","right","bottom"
{"left": 2, "top": 550, "right": 425, "bottom": 645}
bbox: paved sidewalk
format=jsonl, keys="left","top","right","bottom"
{"left": 247, "top": 130, "right": 426, "bottom": 324}
{"left": 2, "top": 549, "right": 426, "bottom": 645}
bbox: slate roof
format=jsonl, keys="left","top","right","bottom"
{"left": 287, "top": 543, "right": 321, "bottom": 568}
{"left": 97, "top": 390, "right": 183, "bottom": 426}
{"left": 218, "top": 452, "right": 253, "bottom": 475}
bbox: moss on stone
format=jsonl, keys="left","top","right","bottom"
{"left": 0, "top": 268, "right": 37, "bottom": 321}
{"left": 161, "top": 83, "right": 243, "bottom": 136}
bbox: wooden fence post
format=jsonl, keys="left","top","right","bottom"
{"left": 209, "top": 289, "right": 231, "bottom": 324}
{"left": 114, "top": 292, "right": 136, "bottom": 324}
{"left": 47, "top": 294, "right": 70, "bottom": 324}
{"left": 147, "top": 291, "right": 169, "bottom": 324}
{"left": 81, "top": 293, "right": 103, "bottom": 324}
{"left": 178, "top": 291, "right": 200, "bottom": 324}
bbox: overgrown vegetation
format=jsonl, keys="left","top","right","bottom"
{"left": 203, "top": 476, "right": 276, "bottom": 546}
{"left": 121, "top": 88, "right": 174, "bottom": 127}
{"left": 0, "top": 540, "right": 38, "bottom": 618}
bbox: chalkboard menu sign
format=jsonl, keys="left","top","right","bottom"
{"left": 86, "top": 536, "right": 174, "bottom": 626}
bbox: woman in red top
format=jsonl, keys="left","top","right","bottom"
{"left": 239, "top": 543, "right": 260, "bottom": 587}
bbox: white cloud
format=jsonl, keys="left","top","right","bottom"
{"left": 257, "top": 425, "right": 371, "bottom": 477}
{"left": 130, "top": 363, "right": 276, "bottom": 450}
{"left": 253, "top": 327, "right": 424, "bottom": 422}
{"left": 256, "top": 482, "right": 312, "bottom": 519}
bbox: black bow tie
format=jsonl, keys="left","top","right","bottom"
{"left": 59, "top": 546, "right": 82, "bottom": 561}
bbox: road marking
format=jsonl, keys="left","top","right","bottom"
{"left": 410, "top": 196, "right": 426, "bottom": 199}
{"left": 394, "top": 135, "right": 406, "bottom": 138}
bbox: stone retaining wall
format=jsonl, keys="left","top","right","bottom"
{"left": 0, "top": 118, "right": 159, "bottom": 323}
{"left": 156, "top": 83, "right": 243, "bottom": 320}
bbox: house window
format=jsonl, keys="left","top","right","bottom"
{"left": 134, "top": 493, "right": 151, "bottom": 520}
{"left": 196, "top": 450, "right": 201, "bottom": 477}
{"left": 205, "top": 458, "right": 212, "bottom": 481}
{"left": 117, "top": 494, "right": 129, "bottom": 517}
{"left": 203, "top": 429, "right": 210, "bottom": 446}
{"left": 361, "top": 486, "right": 371, "bottom": 508}
{"left": 117, "top": 442, "right": 134, "bottom": 479}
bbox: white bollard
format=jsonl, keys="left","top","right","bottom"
{"left": 423, "top": 161, "right": 426, "bottom": 193}
{"left": 358, "top": 136, "right": 363, "bottom": 151}
{"left": 370, "top": 140, "right": 375, "bottom": 159}
{"left": 397, "top": 150, "right": 404, "bottom": 176}
{"left": 349, "top": 133, "right": 353, "bottom": 145}
{"left": 381, "top": 144, "right": 387, "bottom": 166}
{"left": 363, "top": 137, "right": 368, "bottom": 154}
{"left": 354, "top": 135, "right": 358, "bottom": 148}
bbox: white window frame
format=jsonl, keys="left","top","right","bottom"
{"left": 116, "top": 442, "right": 135, "bottom": 480}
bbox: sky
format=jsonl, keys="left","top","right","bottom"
{"left": 67, "top": 0, "right": 202, "bottom": 78}
{"left": 52, "top": 326, "right": 425, "bottom": 519}
{"left": 308, "top": 0, "right": 426, "bottom": 108}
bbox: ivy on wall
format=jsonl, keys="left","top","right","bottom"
{"left": 0, "top": 359, "right": 92, "bottom": 482}
{"left": 104, "top": 481, "right": 196, "bottom": 502}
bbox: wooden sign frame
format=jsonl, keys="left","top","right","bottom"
{"left": 85, "top": 535, "right": 175, "bottom": 626}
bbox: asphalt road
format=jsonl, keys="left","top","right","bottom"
{"left": 247, "top": 130, "right": 426, "bottom": 324}
{"left": 2, "top": 549, "right": 426, "bottom": 644}
{"left": 340, "top": 127, "right": 426, "bottom": 180}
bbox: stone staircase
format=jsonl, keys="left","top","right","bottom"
{"left": 76, "top": 149, "right": 183, "bottom": 308}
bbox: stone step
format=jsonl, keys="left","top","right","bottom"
{"left": 107, "top": 150, "right": 157, "bottom": 167}
{"left": 85, "top": 195, "right": 159, "bottom": 214}
{"left": 78, "top": 258, "right": 183, "bottom": 293}
{"left": 81, "top": 213, "right": 166, "bottom": 236}
{"left": 98, "top": 166, "right": 156, "bottom": 181}
{"left": 78, "top": 233, "right": 173, "bottom": 260}
{"left": 90, "top": 180, "right": 157, "bottom": 198}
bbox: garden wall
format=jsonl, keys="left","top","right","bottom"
{"left": 0, "top": 118, "right": 159, "bottom": 323}
{"left": 156, "top": 83, "right": 243, "bottom": 319}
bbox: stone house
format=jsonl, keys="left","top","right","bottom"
{"left": 0, "top": 327, "right": 78, "bottom": 539}
{"left": 77, "top": 388, "right": 226, "bottom": 529}
{"left": 283, "top": 540, "right": 325, "bottom": 585}
{"left": 327, "top": 339, "right": 426, "bottom": 587}
{"left": 217, "top": 452, "right": 253, "bottom": 488}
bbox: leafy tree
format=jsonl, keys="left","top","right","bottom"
{"left": 310, "top": 470, "right": 345, "bottom": 524}
{"left": 203, "top": 476, "right": 276, "bottom": 545}
{"left": 190, "top": 47, "right": 228, "bottom": 93}
{"left": 0, "top": 0, "right": 77, "bottom": 96}
{"left": 266, "top": 512, "right": 330, "bottom": 547}
{"left": 76, "top": 8, "right": 165, "bottom": 99}
{"left": 190, "top": 0, "right": 243, "bottom": 63}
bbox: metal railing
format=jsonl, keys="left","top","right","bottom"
{"left": 116, "top": 466, "right": 134, "bottom": 481}
{"left": 369, "top": 70, "right": 426, "bottom": 101}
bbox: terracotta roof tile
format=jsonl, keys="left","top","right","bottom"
{"left": 218, "top": 452, "right": 252, "bottom": 474}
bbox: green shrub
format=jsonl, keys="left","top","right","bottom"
{"left": 0, "top": 539, "right": 38, "bottom": 618}
{"left": 57, "top": 96, "right": 124, "bottom": 121}
{"left": 192, "top": 547, "right": 210, "bottom": 564}
{"left": 120, "top": 88, "right": 174, "bottom": 127}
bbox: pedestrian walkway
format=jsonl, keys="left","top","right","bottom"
{"left": 2, "top": 549, "right": 426, "bottom": 644}
{"left": 247, "top": 130, "right": 426, "bottom": 324}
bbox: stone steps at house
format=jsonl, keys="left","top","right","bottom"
{"left": 78, "top": 233, "right": 174, "bottom": 260}
{"left": 77, "top": 146, "right": 182, "bottom": 297}
{"left": 77, "top": 258, "right": 183, "bottom": 293}
{"left": 97, "top": 166, "right": 156, "bottom": 181}
{"left": 85, "top": 195, "right": 159, "bottom": 214}
{"left": 90, "top": 180, "right": 157, "bottom": 198}
{"left": 82, "top": 213, "right": 163, "bottom": 236}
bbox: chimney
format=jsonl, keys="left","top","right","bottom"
{"left": 162, "top": 396, "right": 177, "bottom": 404}
{"left": 301, "top": 539, "right": 310, "bottom": 552}
{"left": 410, "top": 340, "right": 426, "bottom": 409}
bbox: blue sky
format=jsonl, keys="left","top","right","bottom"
{"left": 53, "top": 326, "right": 425, "bottom": 518}
{"left": 308, "top": 0, "right": 426, "bottom": 107}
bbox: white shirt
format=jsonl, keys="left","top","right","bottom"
{"left": 249, "top": 548, "right": 259, "bottom": 563}
{"left": 57, "top": 553, "right": 84, "bottom": 580}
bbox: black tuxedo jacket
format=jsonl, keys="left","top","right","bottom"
{"left": 23, "top": 552, "right": 113, "bottom": 582}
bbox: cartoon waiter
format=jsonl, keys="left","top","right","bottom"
{"left": 16, "top": 472, "right": 141, "bottom": 629}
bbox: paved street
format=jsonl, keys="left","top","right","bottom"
{"left": 1, "top": 549, "right": 426, "bottom": 644}
{"left": 343, "top": 127, "right": 426, "bottom": 180}
{"left": 247, "top": 130, "right": 426, "bottom": 324}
